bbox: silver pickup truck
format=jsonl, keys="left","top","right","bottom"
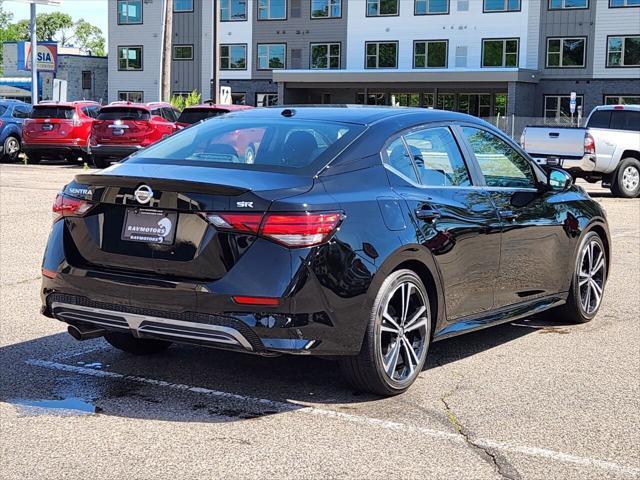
{"left": 521, "top": 105, "right": 640, "bottom": 198}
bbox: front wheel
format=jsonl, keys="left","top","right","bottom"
{"left": 340, "top": 269, "right": 431, "bottom": 396}
{"left": 92, "top": 155, "right": 111, "bottom": 169}
{"left": 554, "top": 231, "right": 607, "bottom": 324}
{"left": 104, "top": 332, "right": 172, "bottom": 355}
{"left": 611, "top": 158, "right": 640, "bottom": 198}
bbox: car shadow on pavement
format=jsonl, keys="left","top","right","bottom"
{"left": 0, "top": 315, "right": 570, "bottom": 422}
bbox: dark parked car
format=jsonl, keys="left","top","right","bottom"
{"left": 40, "top": 107, "right": 610, "bottom": 396}
{"left": 22, "top": 101, "right": 100, "bottom": 164}
{"left": 0, "top": 99, "right": 32, "bottom": 163}
{"left": 175, "top": 103, "right": 253, "bottom": 128}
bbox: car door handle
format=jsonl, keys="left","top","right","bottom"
{"left": 499, "top": 210, "right": 519, "bottom": 222}
{"left": 415, "top": 208, "right": 441, "bottom": 222}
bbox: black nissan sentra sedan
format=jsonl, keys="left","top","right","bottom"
{"left": 41, "top": 106, "right": 610, "bottom": 396}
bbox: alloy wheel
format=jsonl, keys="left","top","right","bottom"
{"left": 5, "top": 137, "right": 19, "bottom": 160}
{"left": 578, "top": 239, "right": 606, "bottom": 315}
{"left": 378, "top": 280, "right": 429, "bottom": 386}
{"left": 621, "top": 165, "right": 639, "bottom": 194}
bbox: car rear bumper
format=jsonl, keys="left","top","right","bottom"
{"left": 91, "top": 144, "right": 142, "bottom": 160}
{"left": 530, "top": 154, "right": 597, "bottom": 173}
{"left": 22, "top": 143, "right": 91, "bottom": 159}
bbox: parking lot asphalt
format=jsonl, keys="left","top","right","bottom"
{"left": 0, "top": 163, "right": 638, "bottom": 480}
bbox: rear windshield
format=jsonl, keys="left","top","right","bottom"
{"left": 31, "top": 106, "right": 75, "bottom": 119}
{"left": 97, "top": 107, "right": 150, "bottom": 121}
{"left": 128, "top": 117, "right": 365, "bottom": 174}
{"left": 177, "top": 108, "right": 229, "bottom": 124}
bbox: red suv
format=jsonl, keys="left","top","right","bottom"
{"left": 22, "top": 101, "right": 100, "bottom": 164}
{"left": 90, "top": 102, "right": 180, "bottom": 168}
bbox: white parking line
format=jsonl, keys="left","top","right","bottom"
{"left": 25, "top": 358, "right": 640, "bottom": 477}
{"left": 51, "top": 345, "right": 110, "bottom": 361}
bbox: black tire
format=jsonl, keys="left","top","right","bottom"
{"left": 92, "top": 155, "right": 111, "bottom": 169}
{"left": 340, "top": 269, "right": 432, "bottom": 396}
{"left": 610, "top": 158, "right": 640, "bottom": 198}
{"left": 1, "top": 135, "right": 21, "bottom": 163}
{"left": 104, "top": 332, "right": 172, "bottom": 355}
{"left": 551, "top": 231, "right": 607, "bottom": 324}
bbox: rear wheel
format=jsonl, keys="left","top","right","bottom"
{"left": 610, "top": 158, "right": 640, "bottom": 198}
{"left": 92, "top": 155, "right": 111, "bottom": 169}
{"left": 552, "top": 231, "right": 607, "bottom": 324}
{"left": 1, "top": 135, "right": 21, "bottom": 163}
{"left": 340, "top": 269, "right": 431, "bottom": 396}
{"left": 104, "top": 332, "right": 172, "bottom": 355}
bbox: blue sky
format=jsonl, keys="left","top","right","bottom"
{"left": 5, "top": 0, "right": 109, "bottom": 40}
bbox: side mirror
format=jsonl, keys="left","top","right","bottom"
{"left": 547, "top": 168, "right": 573, "bottom": 192}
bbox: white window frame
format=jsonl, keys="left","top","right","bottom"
{"left": 607, "top": 35, "right": 640, "bottom": 67}
{"left": 257, "top": 44, "right": 286, "bottom": 70}
{"left": 544, "top": 95, "right": 584, "bottom": 123}
{"left": 604, "top": 95, "right": 640, "bottom": 105}
{"left": 310, "top": 43, "right": 341, "bottom": 69}
{"left": 258, "top": 0, "right": 287, "bottom": 20}
{"left": 546, "top": 37, "right": 586, "bottom": 68}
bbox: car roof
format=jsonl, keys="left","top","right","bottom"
{"left": 105, "top": 101, "right": 172, "bottom": 111}
{"left": 34, "top": 101, "right": 99, "bottom": 108}
{"left": 0, "top": 99, "right": 29, "bottom": 105}
{"left": 224, "top": 105, "right": 485, "bottom": 127}
{"left": 185, "top": 103, "right": 254, "bottom": 111}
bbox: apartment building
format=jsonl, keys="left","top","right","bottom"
{"left": 108, "top": 0, "right": 640, "bottom": 124}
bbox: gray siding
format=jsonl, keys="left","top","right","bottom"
{"left": 56, "top": 55, "right": 108, "bottom": 103}
{"left": 538, "top": 0, "right": 597, "bottom": 78}
{"left": 252, "top": 0, "right": 349, "bottom": 80}
{"left": 172, "top": 2, "right": 203, "bottom": 94}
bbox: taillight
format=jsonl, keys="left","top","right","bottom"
{"left": 232, "top": 296, "right": 280, "bottom": 306}
{"left": 202, "top": 211, "right": 343, "bottom": 248}
{"left": 584, "top": 133, "right": 596, "bottom": 155}
{"left": 72, "top": 113, "right": 81, "bottom": 126}
{"left": 52, "top": 193, "right": 94, "bottom": 222}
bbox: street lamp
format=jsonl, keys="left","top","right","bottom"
{"left": 11, "top": 0, "right": 64, "bottom": 105}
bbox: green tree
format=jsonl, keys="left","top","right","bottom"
{"left": 72, "top": 19, "right": 105, "bottom": 56}
{"left": 35, "top": 11, "right": 74, "bottom": 41}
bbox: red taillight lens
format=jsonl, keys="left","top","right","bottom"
{"left": 584, "top": 133, "right": 596, "bottom": 155}
{"left": 232, "top": 296, "right": 280, "bottom": 306}
{"left": 202, "top": 211, "right": 343, "bottom": 248}
{"left": 52, "top": 193, "right": 94, "bottom": 222}
{"left": 261, "top": 212, "right": 343, "bottom": 247}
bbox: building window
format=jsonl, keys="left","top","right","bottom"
{"left": 118, "top": 46, "right": 143, "bottom": 70}
{"left": 356, "top": 93, "right": 387, "bottom": 105}
{"left": 117, "top": 0, "right": 142, "bottom": 25}
{"left": 310, "top": 43, "right": 341, "bottom": 69}
{"left": 546, "top": 37, "right": 586, "bottom": 67}
{"left": 549, "top": 0, "right": 588, "bottom": 8}
{"left": 221, "top": 44, "right": 247, "bottom": 70}
{"left": 390, "top": 93, "right": 420, "bottom": 107}
{"left": 609, "top": 0, "right": 640, "bottom": 6}
{"left": 221, "top": 0, "right": 248, "bottom": 21}
{"left": 173, "top": 45, "right": 193, "bottom": 60}
{"left": 174, "top": 0, "right": 194, "bottom": 12}
{"left": 437, "top": 93, "right": 456, "bottom": 110}
{"left": 413, "top": 40, "right": 447, "bottom": 68}
{"left": 366, "top": 0, "right": 399, "bottom": 16}
{"left": 81, "top": 71, "right": 92, "bottom": 90}
{"left": 495, "top": 93, "right": 507, "bottom": 116}
{"left": 544, "top": 95, "right": 584, "bottom": 123}
{"left": 604, "top": 95, "right": 640, "bottom": 105}
{"left": 458, "top": 94, "right": 492, "bottom": 117}
{"left": 232, "top": 92, "right": 247, "bottom": 105}
{"left": 256, "top": 93, "right": 278, "bottom": 106}
{"left": 482, "top": 38, "right": 519, "bottom": 67}
{"left": 484, "top": 0, "right": 520, "bottom": 11}
{"left": 607, "top": 36, "right": 640, "bottom": 67}
{"left": 118, "top": 91, "right": 144, "bottom": 103}
{"left": 257, "top": 44, "right": 286, "bottom": 69}
{"left": 258, "top": 0, "right": 287, "bottom": 19}
{"left": 311, "top": 0, "right": 341, "bottom": 17}
{"left": 365, "top": 41, "right": 398, "bottom": 68}
{"left": 415, "top": 0, "right": 449, "bottom": 14}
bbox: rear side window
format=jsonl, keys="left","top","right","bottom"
{"left": 97, "top": 108, "right": 150, "bottom": 121}
{"left": 177, "top": 108, "right": 229, "bottom": 124}
{"left": 0, "top": 105, "right": 7, "bottom": 116}
{"left": 404, "top": 127, "right": 471, "bottom": 187}
{"left": 385, "top": 138, "right": 419, "bottom": 183}
{"left": 610, "top": 111, "right": 640, "bottom": 132}
{"left": 13, "top": 106, "right": 31, "bottom": 118}
{"left": 82, "top": 106, "right": 100, "bottom": 118}
{"left": 128, "top": 117, "right": 364, "bottom": 173}
{"left": 587, "top": 110, "right": 611, "bottom": 129}
{"left": 31, "top": 106, "right": 75, "bottom": 119}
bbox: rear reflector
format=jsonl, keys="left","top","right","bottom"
{"left": 203, "top": 211, "right": 343, "bottom": 248}
{"left": 232, "top": 296, "right": 280, "bottom": 306}
{"left": 52, "top": 193, "right": 94, "bottom": 222}
{"left": 41, "top": 268, "right": 57, "bottom": 279}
